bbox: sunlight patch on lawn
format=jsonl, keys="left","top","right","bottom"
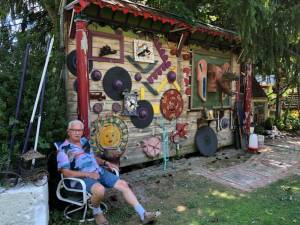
{"left": 211, "top": 190, "right": 238, "bottom": 200}
{"left": 175, "top": 205, "right": 187, "bottom": 213}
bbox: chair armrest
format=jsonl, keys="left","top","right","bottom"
{"left": 61, "top": 177, "right": 87, "bottom": 193}
{"left": 111, "top": 168, "right": 120, "bottom": 177}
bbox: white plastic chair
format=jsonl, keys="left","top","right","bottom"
{"left": 54, "top": 142, "right": 119, "bottom": 222}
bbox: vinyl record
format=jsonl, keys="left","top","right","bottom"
{"left": 130, "top": 100, "right": 154, "bottom": 129}
{"left": 66, "top": 50, "right": 93, "bottom": 76}
{"left": 195, "top": 126, "right": 218, "bottom": 156}
{"left": 103, "top": 66, "right": 132, "bottom": 101}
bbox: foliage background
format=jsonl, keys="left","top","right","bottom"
{"left": 0, "top": 1, "right": 66, "bottom": 170}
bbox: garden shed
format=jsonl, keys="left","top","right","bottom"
{"left": 61, "top": 0, "right": 242, "bottom": 167}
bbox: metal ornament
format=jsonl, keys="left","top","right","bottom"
{"left": 130, "top": 100, "right": 154, "bottom": 129}
{"left": 103, "top": 66, "right": 132, "bottom": 100}
{"left": 112, "top": 102, "right": 122, "bottom": 113}
{"left": 67, "top": 50, "right": 93, "bottom": 76}
{"left": 195, "top": 126, "right": 218, "bottom": 156}
{"left": 122, "top": 91, "right": 138, "bottom": 116}
{"left": 90, "top": 116, "right": 128, "bottom": 160}
{"left": 91, "top": 70, "right": 102, "bottom": 81}
{"left": 93, "top": 103, "right": 103, "bottom": 114}
{"left": 160, "top": 89, "right": 184, "bottom": 121}
{"left": 220, "top": 117, "right": 230, "bottom": 130}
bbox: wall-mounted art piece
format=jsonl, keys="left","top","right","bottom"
{"left": 146, "top": 37, "right": 172, "bottom": 84}
{"left": 190, "top": 52, "right": 231, "bottom": 110}
{"left": 134, "top": 39, "right": 154, "bottom": 63}
{"left": 88, "top": 31, "right": 124, "bottom": 63}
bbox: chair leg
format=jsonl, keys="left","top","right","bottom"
{"left": 64, "top": 204, "right": 93, "bottom": 223}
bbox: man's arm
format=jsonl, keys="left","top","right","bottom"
{"left": 61, "top": 168, "right": 99, "bottom": 180}
{"left": 95, "top": 156, "right": 119, "bottom": 171}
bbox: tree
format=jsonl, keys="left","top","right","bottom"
{"left": 0, "top": 0, "right": 65, "bottom": 170}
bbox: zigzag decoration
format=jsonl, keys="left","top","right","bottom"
{"left": 146, "top": 38, "right": 172, "bottom": 84}
{"left": 126, "top": 55, "right": 158, "bottom": 73}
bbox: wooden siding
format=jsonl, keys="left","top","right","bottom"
{"left": 65, "top": 25, "right": 239, "bottom": 167}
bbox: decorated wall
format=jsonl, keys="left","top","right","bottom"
{"left": 65, "top": 24, "right": 240, "bottom": 167}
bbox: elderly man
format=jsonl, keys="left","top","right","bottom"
{"left": 57, "top": 120, "right": 159, "bottom": 225}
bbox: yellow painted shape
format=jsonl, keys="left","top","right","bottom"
{"left": 152, "top": 103, "right": 160, "bottom": 114}
{"left": 172, "top": 81, "right": 181, "bottom": 91}
{"left": 156, "top": 78, "right": 169, "bottom": 93}
{"left": 140, "top": 87, "right": 145, "bottom": 100}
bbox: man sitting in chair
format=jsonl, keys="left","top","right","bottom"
{"left": 57, "top": 120, "right": 160, "bottom": 225}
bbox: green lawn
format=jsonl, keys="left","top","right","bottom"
{"left": 50, "top": 172, "right": 300, "bottom": 225}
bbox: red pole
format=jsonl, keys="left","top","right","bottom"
{"left": 75, "top": 19, "right": 90, "bottom": 137}
{"left": 244, "top": 63, "right": 252, "bottom": 136}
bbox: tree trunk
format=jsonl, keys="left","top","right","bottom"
{"left": 297, "top": 84, "right": 300, "bottom": 119}
{"left": 275, "top": 75, "right": 281, "bottom": 121}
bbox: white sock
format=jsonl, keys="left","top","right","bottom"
{"left": 134, "top": 203, "right": 146, "bottom": 220}
{"left": 93, "top": 206, "right": 103, "bottom": 215}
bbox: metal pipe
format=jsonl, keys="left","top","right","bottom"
{"left": 32, "top": 37, "right": 51, "bottom": 166}
{"left": 22, "top": 37, "right": 54, "bottom": 154}
{"left": 7, "top": 43, "right": 31, "bottom": 168}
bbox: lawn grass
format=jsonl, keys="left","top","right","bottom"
{"left": 50, "top": 173, "right": 300, "bottom": 225}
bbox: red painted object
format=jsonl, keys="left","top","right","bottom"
{"left": 244, "top": 64, "right": 252, "bottom": 137}
{"left": 75, "top": 19, "right": 90, "bottom": 137}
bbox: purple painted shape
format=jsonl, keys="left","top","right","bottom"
{"left": 165, "top": 61, "right": 171, "bottom": 68}
{"left": 159, "top": 49, "right": 165, "bottom": 55}
{"left": 162, "top": 55, "right": 168, "bottom": 61}
{"left": 152, "top": 72, "right": 158, "bottom": 79}
{"left": 167, "top": 71, "right": 176, "bottom": 83}
{"left": 112, "top": 102, "right": 122, "bottom": 112}
{"left": 93, "top": 103, "right": 103, "bottom": 114}
{"left": 113, "top": 80, "right": 123, "bottom": 90}
{"left": 146, "top": 38, "right": 172, "bottom": 83}
{"left": 147, "top": 77, "right": 154, "bottom": 84}
{"left": 134, "top": 72, "right": 142, "bottom": 82}
{"left": 157, "top": 68, "right": 162, "bottom": 75}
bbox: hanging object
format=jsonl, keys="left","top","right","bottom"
{"left": 160, "top": 89, "right": 184, "bottom": 121}
{"left": 142, "top": 81, "right": 159, "bottom": 96}
{"left": 195, "top": 126, "right": 218, "bottom": 156}
{"left": 103, "top": 66, "right": 132, "bottom": 100}
{"left": 112, "top": 102, "right": 122, "bottom": 113}
{"left": 90, "top": 116, "right": 128, "bottom": 160}
{"left": 122, "top": 91, "right": 138, "bottom": 116}
{"left": 130, "top": 100, "right": 154, "bottom": 129}
{"left": 91, "top": 69, "right": 102, "bottom": 81}
{"left": 126, "top": 55, "right": 158, "bottom": 73}
{"left": 197, "top": 59, "right": 207, "bottom": 102}
{"left": 90, "top": 92, "right": 106, "bottom": 101}
{"left": 93, "top": 103, "right": 103, "bottom": 114}
{"left": 66, "top": 50, "right": 93, "bottom": 76}
{"left": 134, "top": 72, "right": 142, "bottom": 82}
{"left": 167, "top": 71, "right": 177, "bottom": 83}
{"left": 140, "top": 137, "right": 162, "bottom": 158}
{"left": 99, "top": 45, "right": 117, "bottom": 57}
{"left": 134, "top": 40, "right": 154, "bottom": 63}
{"left": 220, "top": 117, "right": 230, "bottom": 130}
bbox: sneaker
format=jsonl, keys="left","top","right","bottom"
{"left": 94, "top": 213, "right": 109, "bottom": 225}
{"left": 142, "top": 211, "right": 161, "bottom": 224}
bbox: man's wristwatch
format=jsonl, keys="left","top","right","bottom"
{"left": 103, "top": 160, "right": 107, "bottom": 166}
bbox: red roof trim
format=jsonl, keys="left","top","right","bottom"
{"left": 73, "top": 0, "right": 239, "bottom": 42}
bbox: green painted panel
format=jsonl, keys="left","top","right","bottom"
{"left": 191, "top": 52, "right": 231, "bottom": 110}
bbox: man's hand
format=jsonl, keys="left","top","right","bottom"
{"left": 106, "top": 161, "right": 119, "bottom": 172}
{"left": 86, "top": 172, "right": 100, "bottom": 180}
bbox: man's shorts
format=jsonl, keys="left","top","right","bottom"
{"left": 83, "top": 168, "right": 119, "bottom": 193}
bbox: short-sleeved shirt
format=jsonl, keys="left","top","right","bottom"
{"left": 57, "top": 137, "right": 104, "bottom": 174}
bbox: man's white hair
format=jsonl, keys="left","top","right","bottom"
{"left": 68, "top": 120, "right": 84, "bottom": 129}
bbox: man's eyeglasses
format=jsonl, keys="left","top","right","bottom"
{"left": 69, "top": 129, "right": 83, "bottom": 134}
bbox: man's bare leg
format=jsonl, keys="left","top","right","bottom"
{"left": 90, "top": 183, "right": 108, "bottom": 225}
{"left": 114, "top": 179, "right": 160, "bottom": 224}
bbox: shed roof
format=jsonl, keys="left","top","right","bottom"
{"left": 65, "top": 0, "right": 239, "bottom": 45}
